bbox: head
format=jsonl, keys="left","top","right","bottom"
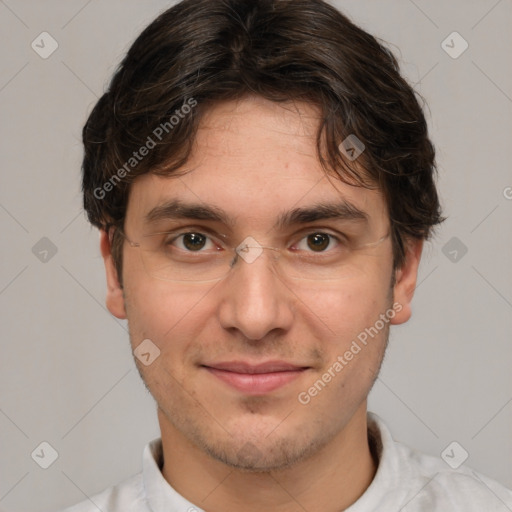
{"left": 83, "top": 0, "right": 443, "bottom": 471}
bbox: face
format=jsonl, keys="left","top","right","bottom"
{"left": 102, "top": 96, "right": 421, "bottom": 471}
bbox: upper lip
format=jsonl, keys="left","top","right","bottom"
{"left": 202, "top": 361, "right": 309, "bottom": 374}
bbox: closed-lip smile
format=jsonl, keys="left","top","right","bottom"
{"left": 202, "top": 360, "right": 310, "bottom": 394}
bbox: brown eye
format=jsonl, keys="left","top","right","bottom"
{"left": 181, "top": 233, "right": 207, "bottom": 251}
{"left": 306, "top": 233, "right": 331, "bottom": 252}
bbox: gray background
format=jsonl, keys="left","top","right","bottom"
{"left": 0, "top": 0, "right": 511, "bottom": 510}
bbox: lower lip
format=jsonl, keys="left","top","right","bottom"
{"left": 204, "top": 367, "right": 307, "bottom": 395}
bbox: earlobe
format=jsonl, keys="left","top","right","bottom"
{"left": 99, "top": 230, "right": 127, "bottom": 319}
{"left": 390, "top": 239, "right": 423, "bottom": 325}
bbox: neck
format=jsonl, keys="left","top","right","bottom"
{"left": 159, "top": 406, "right": 377, "bottom": 512}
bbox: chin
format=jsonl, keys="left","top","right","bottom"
{"left": 193, "top": 420, "right": 335, "bottom": 473}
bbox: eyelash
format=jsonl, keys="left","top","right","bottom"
{"left": 161, "top": 229, "right": 347, "bottom": 253}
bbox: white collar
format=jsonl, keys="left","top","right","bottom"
{"left": 141, "top": 412, "right": 406, "bottom": 511}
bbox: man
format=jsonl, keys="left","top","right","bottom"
{"left": 63, "top": 0, "right": 512, "bottom": 510}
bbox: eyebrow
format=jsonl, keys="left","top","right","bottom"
{"left": 275, "top": 201, "right": 368, "bottom": 229}
{"left": 145, "top": 199, "right": 232, "bottom": 226}
{"left": 144, "top": 198, "right": 368, "bottom": 229}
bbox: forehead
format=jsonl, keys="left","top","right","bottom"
{"left": 125, "top": 97, "right": 388, "bottom": 231}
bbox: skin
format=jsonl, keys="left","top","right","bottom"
{"left": 100, "top": 96, "right": 422, "bottom": 512}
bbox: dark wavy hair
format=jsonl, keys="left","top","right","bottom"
{"left": 82, "top": 0, "right": 444, "bottom": 277}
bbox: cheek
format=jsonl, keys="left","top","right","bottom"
{"left": 123, "top": 276, "right": 214, "bottom": 354}
{"left": 294, "top": 269, "right": 392, "bottom": 341}
{"left": 296, "top": 282, "right": 391, "bottom": 413}
{"left": 122, "top": 245, "right": 215, "bottom": 338}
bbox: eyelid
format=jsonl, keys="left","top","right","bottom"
{"left": 291, "top": 231, "right": 345, "bottom": 252}
{"left": 160, "top": 228, "right": 229, "bottom": 251}
{"left": 148, "top": 225, "right": 351, "bottom": 249}
{"left": 290, "top": 227, "right": 349, "bottom": 244}
{"left": 147, "top": 226, "right": 229, "bottom": 241}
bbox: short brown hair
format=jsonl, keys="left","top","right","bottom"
{"left": 82, "top": 0, "right": 444, "bottom": 277}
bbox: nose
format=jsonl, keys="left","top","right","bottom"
{"left": 217, "top": 247, "right": 294, "bottom": 341}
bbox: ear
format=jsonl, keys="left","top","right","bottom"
{"left": 390, "top": 238, "right": 423, "bottom": 325}
{"left": 99, "top": 230, "right": 127, "bottom": 319}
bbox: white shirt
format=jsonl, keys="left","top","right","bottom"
{"left": 60, "top": 413, "right": 512, "bottom": 511}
